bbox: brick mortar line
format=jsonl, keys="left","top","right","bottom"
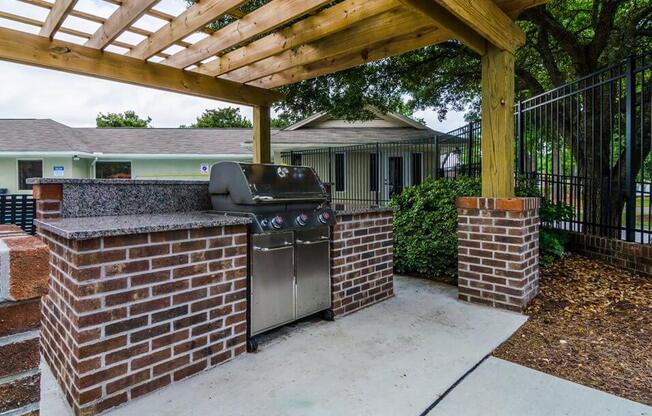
{"left": 0, "top": 329, "right": 39, "bottom": 347}
{"left": 0, "top": 239, "right": 9, "bottom": 301}
{"left": 0, "top": 368, "right": 39, "bottom": 386}
{"left": 0, "top": 402, "right": 40, "bottom": 416}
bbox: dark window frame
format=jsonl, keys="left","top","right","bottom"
{"left": 95, "top": 160, "right": 132, "bottom": 179}
{"left": 291, "top": 153, "right": 302, "bottom": 166}
{"left": 334, "top": 152, "right": 345, "bottom": 192}
{"left": 17, "top": 159, "right": 43, "bottom": 191}
{"left": 369, "top": 153, "right": 378, "bottom": 192}
{"left": 411, "top": 153, "right": 423, "bottom": 186}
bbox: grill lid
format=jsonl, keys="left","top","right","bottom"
{"left": 209, "top": 162, "right": 327, "bottom": 204}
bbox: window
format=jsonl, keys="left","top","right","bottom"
{"left": 17, "top": 160, "right": 43, "bottom": 190}
{"left": 369, "top": 153, "right": 378, "bottom": 192}
{"left": 291, "top": 153, "right": 302, "bottom": 166}
{"left": 96, "top": 161, "right": 132, "bottom": 179}
{"left": 411, "top": 153, "right": 423, "bottom": 185}
{"left": 334, "top": 152, "right": 345, "bottom": 192}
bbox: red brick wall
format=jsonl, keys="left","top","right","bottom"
{"left": 565, "top": 231, "right": 652, "bottom": 278}
{"left": 456, "top": 197, "right": 540, "bottom": 312}
{"left": 331, "top": 211, "right": 394, "bottom": 316}
{"left": 33, "top": 184, "right": 63, "bottom": 220}
{"left": 39, "top": 225, "right": 248, "bottom": 415}
{"left": 0, "top": 224, "right": 49, "bottom": 415}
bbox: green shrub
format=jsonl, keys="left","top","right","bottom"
{"left": 390, "top": 176, "right": 574, "bottom": 282}
{"left": 390, "top": 177, "right": 480, "bottom": 281}
{"left": 516, "top": 178, "right": 573, "bottom": 266}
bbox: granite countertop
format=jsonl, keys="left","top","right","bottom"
{"left": 35, "top": 212, "right": 251, "bottom": 240}
{"left": 27, "top": 178, "right": 208, "bottom": 185}
{"left": 334, "top": 204, "right": 394, "bottom": 215}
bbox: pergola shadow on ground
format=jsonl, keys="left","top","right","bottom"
{"left": 41, "top": 276, "right": 527, "bottom": 416}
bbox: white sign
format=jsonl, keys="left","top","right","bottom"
{"left": 200, "top": 163, "right": 210, "bottom": 175}
{"left": 52, "top": 165, "right": 65, "bottom": 177}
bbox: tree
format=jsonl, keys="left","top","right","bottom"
{"left": 184, "top": 107, "right": 293, "bottom": 129}
{"left": 272, "top": 0, "right": 651, "bottom": 236}
{"left": 96, "top": 111, "right": 151, "bottom": 128}
{"left": 185, "top": 108, "right": 252, "bottom": 128}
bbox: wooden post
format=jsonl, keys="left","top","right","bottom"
{"left": 253, "top": 105, "right": 271, "bottom": 163}
{"left": 481, "top": 44, "right": 515, "bottom": 197}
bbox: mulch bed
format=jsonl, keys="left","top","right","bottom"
{"left": 494, "top": 254, "right": 652, "bottom": 406}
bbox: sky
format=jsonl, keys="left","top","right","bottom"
{"left": 0, "top": 0, "right": 467, "bottom": 132}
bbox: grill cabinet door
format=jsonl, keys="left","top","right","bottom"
{"left": 251, "top": 232, "right": 295, "bottom": 335}
{"left": 295, "top": 227, "right": 331, "bottom": 319}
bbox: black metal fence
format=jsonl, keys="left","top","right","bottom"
{"left": 281, "top": 52, "right": 652, "bottom": 244}
{"left": 0, "top": 194, "right": 36, "bottom": 234}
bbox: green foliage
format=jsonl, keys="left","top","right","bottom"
{"left": 186, "top": 108, "right": 252, "bottom": 128}
{"left": 96, "top": 111, "right": 151, "bottom": 128}
{"left": 272, "top": 0, "right": 652, "bottom": 122}
{"left": 516, "top": 178, "right": 573, "bottom": 266}
{"left": 390, "top": 177, "right": 481, "bottom": 280}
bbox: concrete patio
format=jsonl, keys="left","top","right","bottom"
{"left": 42, "top": 275, "right": 526, "bottom": 415}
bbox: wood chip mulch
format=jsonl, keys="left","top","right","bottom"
{"left": 493, "top": 254, "right": 652, "bottom": 406}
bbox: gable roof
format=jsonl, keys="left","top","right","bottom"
{"left": 285, "top": 107, "right": 429, "bottom": 130}
{"left": 0, "top": 111, "right": 441, "bottom": 156}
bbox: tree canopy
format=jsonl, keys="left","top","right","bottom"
{"left": 272, "top": 0, "right": 652, "bottom": 123}
{"left": 96, "top": 111, "right": 151, "bottom": 128}
{"left": 185, "top": 107, "right": 252, "bottom": 128}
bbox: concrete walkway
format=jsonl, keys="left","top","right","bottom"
{"left": 428, "top": 357, "right": 652, "bottom": 416}
{"left": 42, "top": 275, "right": 526, "bottom": 416}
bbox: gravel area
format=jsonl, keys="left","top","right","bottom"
{"left": 494, "top": 254, "right": 652, "bottom": 406}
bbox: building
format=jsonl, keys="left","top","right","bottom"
{"left": 0, "top": 109, "right": 449, "bottom": 196}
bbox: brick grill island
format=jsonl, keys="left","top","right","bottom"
{"left": 29, "top": 179, "right": 395, "bottom": 415}
{"left": 456, "top": 197, "right": 540, "bottom": 312}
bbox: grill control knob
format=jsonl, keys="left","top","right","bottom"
{"left": 260, "top": 218, "right": 270, "bottom": 228}
{"left": 318, "top": 211, "right": 331, "bottom": 224}
{"left": 296, "top": 213, "right": 309, "bottom": 226}
{"left": 271, "top": 216, "right": 284, "bottom": 229}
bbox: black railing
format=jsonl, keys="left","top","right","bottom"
{"left": 0, "top": 194, "right": 36, "bottom": 234}
{"left": 282, "top": 52, "right": 652, "bottom": 244}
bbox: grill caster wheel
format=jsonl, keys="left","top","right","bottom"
{"left": 247, "top": 337, "right": 258, "bottom": 353}
{"left": 321, "top": 309, "right": 335, "bottom": 322}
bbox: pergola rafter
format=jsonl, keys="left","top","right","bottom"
{"left": 0, "top": 0, "right": 548, "bottom": 196}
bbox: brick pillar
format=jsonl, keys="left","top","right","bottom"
{"left": 456, "top": 197, "right": 540, "bottom": 312}
{"left": 33, "top": 183, "right": 63, "bottom": 219}
{"left": 0, "top": 224, "right": 50, "bottom": 415}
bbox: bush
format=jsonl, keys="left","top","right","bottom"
{"left": 515, "top": 178, "right": 573, "bottom": 266}
{"left": 390, "top": 177, "right": 481, "bottom": 281}
{"left": 391, "top": 176, "right": 574, "bottom": 282}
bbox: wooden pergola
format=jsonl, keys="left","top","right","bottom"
{"left": 0, "top": 0, "right": 547, "bottom": 197}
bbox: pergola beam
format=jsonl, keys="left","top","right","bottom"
{"left": 39, "top": 0, "right": 78, "bottom": 38}
{"left": 163, "top": 0, "right": 334, "bottom": 69}
{"left": 435, "top": 0, "right": 525, "bottom": 52}
{"left": 196, "top": 0, "right": 400, "bottom": 77}
{"left": 223, "top": 8, "right": 434, "bottom": 83}
{"left": 85, "top": 0, "right": 160, "bottom": 50}
{"left": 397, "top": 0, "right": 486, "bottom": 55}
{"left": 0, "top": 27, "right": 282, "bottom": 106}
{"left": 127, "top": 0, "right": 248, "bottom": 60}
{"left": 253, "top": 106, "right": 272, "bottom": 163}
{"left": 250, "top": 27, "right": 448, "bottom": 89}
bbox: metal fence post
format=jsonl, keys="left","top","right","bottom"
{"left": 434, "top": 135, "right": 440, "bottom": 179}
{"left": 467, "top": 123, "right": 474, "bottom": 177}
{"left": 375, "top": 143, "right": 380, "bottom": 206}
{"left": 625, "top": 55, "right": 636, "bottom": 242}
{"left": 516, "top": 100, "right": 524, "bottom": 177}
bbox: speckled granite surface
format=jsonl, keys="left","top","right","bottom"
{"left": 35, "top": 212, "right": 250, "bottom": 240}
{"left": 333, "top": 204, "right": 394, "bottom": 215}
{"left": 28, "top": 179, "right": 211, "bottom": 218}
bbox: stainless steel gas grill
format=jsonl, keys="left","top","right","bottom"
{"left": 208, "top": 162, "right": 336, "bottom": 351}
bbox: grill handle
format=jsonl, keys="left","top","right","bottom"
{"left": 253, "top": 243, "right": 293, "bottom": 252}
{"left": 295, "top": 237, "right": 329, "bottom": 245}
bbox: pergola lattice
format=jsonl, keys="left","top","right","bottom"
{"left": 0, "top": 0, "right": 547, "bottom": 196}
